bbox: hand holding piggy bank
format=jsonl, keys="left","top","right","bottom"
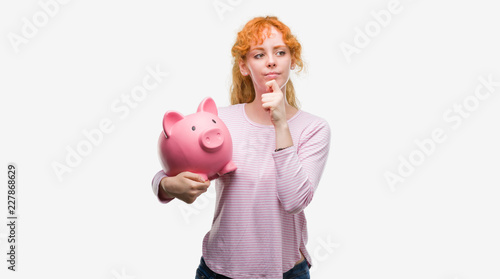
{"left": 158, "top": 97, "right": 237, "bottom": 181}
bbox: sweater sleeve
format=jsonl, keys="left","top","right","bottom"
{"left": 151, "top": 170, "right": 175, "bottom": 204}
{"left": 272, "top": 119, "right": 331, "bottom": 214}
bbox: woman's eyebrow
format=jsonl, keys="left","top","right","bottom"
{"left": 250, "top": 45, "right": 288, "bottom": 51}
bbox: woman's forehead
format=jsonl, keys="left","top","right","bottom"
{"left": 251, "top": 27, "right": 284, "bottom": 47}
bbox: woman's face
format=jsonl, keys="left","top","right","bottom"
{"left": 239, "top": 27, "right": 294, "bottom": 94}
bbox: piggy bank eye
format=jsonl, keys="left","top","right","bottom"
{"left": 192, "top": 126, "right": 196, "bottom": 131}
{"left": 212, "top": 119, "right": 216, "bottom": 124}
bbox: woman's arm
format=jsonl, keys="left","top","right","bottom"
{"left": 151, "top": 171, "right": 211, "bottom": 204}
{"left": 273, "top": 120, "right": 331, "bottom": 214}
{"left": 262, "top": 80, "right": 331, "bottom": 214}
{"left": 274, "top": 121, "right": 294, "bottom": 150}
{"left": 152, "top": 171, "right": 173, "bottom": 203}
{"left": 261, "top": 80, "right": 294, "bottom": 150}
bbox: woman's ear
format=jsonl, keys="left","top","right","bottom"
{"left": 238, "top": 59, "right": 249, "bottom": 76}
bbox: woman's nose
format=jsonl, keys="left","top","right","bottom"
{"left": 267, "top": 56, "right": 276, "bottom": 68}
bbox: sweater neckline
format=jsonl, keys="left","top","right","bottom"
{"left": 241, "top": 103, "right": 302, "bottom": 129}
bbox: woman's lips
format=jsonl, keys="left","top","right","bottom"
{"left": 265, "top": 73, "right": 280, "bottom": 79}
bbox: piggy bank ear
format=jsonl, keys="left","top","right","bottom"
{"left": 197, "top": 97, "right": 218, "bottom": 115}
{"left": 162, "top": 111, "right": 184, "bottom": 138}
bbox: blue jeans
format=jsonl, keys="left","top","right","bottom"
{"left": 195, "top": 257, "right": 310, "bottom": 279}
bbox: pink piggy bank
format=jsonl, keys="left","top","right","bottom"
{"left": 158, "top": 97, "right": 237, "bottom": 181}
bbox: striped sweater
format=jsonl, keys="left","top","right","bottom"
{"left": 152, "top": 103, "right": 331, "bottom": 278}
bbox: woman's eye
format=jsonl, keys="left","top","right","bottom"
{"left": 277, "top": 50, "right": 286, "bottom": 56}
{"left": 254, "top": 53, "right": 264, "bottom": 59}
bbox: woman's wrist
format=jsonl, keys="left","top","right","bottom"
{"left": 274, "top": 121, "right": 293, "bottom": 151}
{"left": 275, "top": 145, "right": 292, "bottom": 152}
{"left": 273, "top": 120, "right": 289, "bottom": 131}
{"left": 159, "top": 177, "right": 175, "bottom": 200}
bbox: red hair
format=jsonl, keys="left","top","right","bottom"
{"left": 230, "top": 16, "right": 303, "bottom": 108}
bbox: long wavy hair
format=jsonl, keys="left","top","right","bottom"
{"left": 230, "top": 16, "right": 304, "bottom": 109}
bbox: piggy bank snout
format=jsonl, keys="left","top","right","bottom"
{"left": 199, "top": 128, "right": 224, "bottom": 152}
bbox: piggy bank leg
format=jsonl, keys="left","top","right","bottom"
{"left": 218, "top": 161, "right": 237, "bottom": 175}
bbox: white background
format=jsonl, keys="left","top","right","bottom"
{"left": 1, "top": 0, "right": 499, "bottom": 278}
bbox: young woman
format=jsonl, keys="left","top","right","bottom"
{"left": 151, "top": 16, "right": 331, "bottom": 279}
